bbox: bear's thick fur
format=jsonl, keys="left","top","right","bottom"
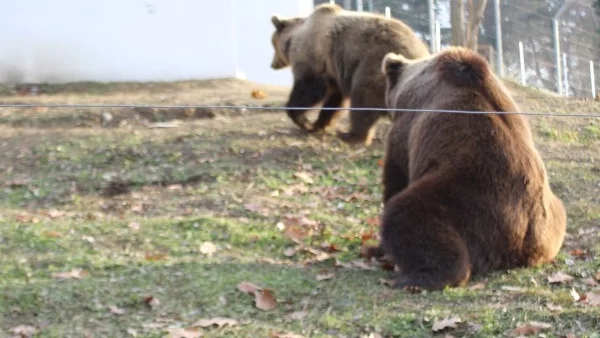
{"left": 365, "top": 47, "right": 567, "bottom": 291}
{"left": 270, "top": 3, "right": 430, "bottom": 146}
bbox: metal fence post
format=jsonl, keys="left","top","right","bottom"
{"left": 435, "top": 21, "right": 441, "bottom": 53}
{"left": 428, "top": 0, "right": 436, "bottom": 53}
{"left": 356, "top": 0, "right": 363, "bottom": 11}
{"left": 385, "top": 6, "right": 391, "bottom": 18}
{"left": 494, "top": 0, "right": 504, "bottom": 77}
{"left": 343, "top": 0, "right": 351, "bottom": 9}
{"left": 519, "top": 41, "right": 525, "bottom": 85}
{"left": 591, "top": 61, "right": 596, "bottom": 99}
{"left": 553, "top": 2, "right": 569, "bottom": 95}
{"left": 563, "top": 52, "right": 569, "bottom": 96}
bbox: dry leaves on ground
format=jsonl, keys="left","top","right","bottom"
{"left": 144, "top": 296, "right": 160, "bottom": 310}
{"left": 586, "top": 291, "right": 600, "bottom": 305}
{"left": 512, "top": 321, "right": 552, "bottom": 335}
{"left": 315, "top": 269, "right": 335, "bottom": 281}
{"left": 164, "top": 327, "right": 203, "bottom": 338}
{"left": 251, "top": 89, "right": 267, "bottom": 100}
{"left": 108, "top": 305, "right": 126, "bottom": 315}
{"left": 293, "top": 171, "right": 314, "bottom": 184}
{"left": 199, "top": 242, "right": 217, "bottom": 256}
{"left": 432, "top": 317, "right": 461, "bottom": 332}
{"left": 190, "top": 318, "right": 238, "bottom": 328}
{"left": 547, "top": 271, "right": 574, "bottom": 284}
{"left": 269, "top": 332, "right": 306, "bottom": 338}
{"left": 237, "top": 281, "right": 278, "bottom": 311}
{"left": 51, "top": 268, "right": 88, "bottom": 280}
{"left": 10, "top": 325, "right": 38, "bottom": 337}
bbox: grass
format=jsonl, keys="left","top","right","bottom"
{"left": 1, "top": 79, "right": 600, "bottom": 338}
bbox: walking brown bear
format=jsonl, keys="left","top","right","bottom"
{"left": 269, "top": 3, "right": 430, "bottom": 146}
{"left": 364, "top": 47, "right": 567, "bottom": 291}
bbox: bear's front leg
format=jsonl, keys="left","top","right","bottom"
{"left": 285, "top": 70, "right": 328, "bottom": 132}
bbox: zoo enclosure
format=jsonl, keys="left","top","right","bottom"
{"left": 320, "top": 0, "right": 600, "bottom": 99}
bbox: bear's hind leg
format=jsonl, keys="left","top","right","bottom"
{"left": 381, "top": 179, "right": 472, "bottom": 291}
{"left": 337, "top": 84, "right": 387, "bottom": 146}
{"left": 523, "top": 194, "right": 567, "bottom": 266}
{"left": 286, "top": 73, "right": 328, "bottom": 132}
{"left": 311, "top": 91, "right": 347, "bottom": 133}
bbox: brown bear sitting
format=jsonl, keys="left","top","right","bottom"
{"left": 365, "top": 47, "right": 567, "bottom": 291}
{"left": 269, "top": 3, "right": 430, "bottom": 146}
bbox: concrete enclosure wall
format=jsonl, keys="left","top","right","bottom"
{"left": 0, "top": 0, "right": 313, "bottom": 86}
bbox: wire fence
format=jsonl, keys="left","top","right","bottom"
{"left": 320, "top": 0, "right": 600, "bottom": 100}
{"left": 2, "top": 103, "right": 600, "bottom": 118}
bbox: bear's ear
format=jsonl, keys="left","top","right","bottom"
{"left": 271, "top": 15, "right": 287, "bottom": 31}
{"left": 381, "top": 52, "right": 408, "bottom": 77}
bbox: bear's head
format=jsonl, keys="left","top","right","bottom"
{"left": 270, "top": 15, "right": 304, "bottom": 70}
{"left": 381, "top": 47, "right": 492, "bottom": 109}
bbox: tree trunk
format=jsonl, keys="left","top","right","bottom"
{"left": 451, "top": 0, "right": 465, "bottom": 46}
{"left": 465, "top": 0, "right": 489, "bottom": 50}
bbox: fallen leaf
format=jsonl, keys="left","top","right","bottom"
{"left": 237, "top": 281, "right": 262, "bottom": 294}
{"left": 365, "top": 216, "right": 380, "bottom": 227}
{"left": 512, "top": 321, "right": 552, "bottom": 335}
{"left": 127, "top": 328, "right": 138, "bottom": 337}
{"left": 345, "top": 191, "right": 370, "bottom": 202}
{"left": 128, "top": 221, "right": 140, "bottom": 231}
{"left": 293, "top": 172, "right": 314, "bottom": 184}
{"left": 360, "top": 231, "right": 377, "bottom": 244}
{"left": 432, "top": 317, "right": 461, "bottom": 332}
{"left": 364, "top": 334, "right": 383, "bottom": 338}
{"left": 468, "top": 281, "right": 487, "bottom": 290}
{"left": 570, "top": 288, "right": 581, "bottom": 302}
{"left": 42, "top": 230, "right": 63, "bottom": 238}
{"left": 143, "top": 296, "right": 160, "bottom": 310}
{"left": 467, "top": 323, "right": 483, "bottom": 333}
{"left": 269, "top": 332, "right": 306, "bottom": 338}
{"left": 146, "top": 121, "right": 182, "bottom": 129}
{"left": 546, "top": 303, "right": 563, "bottom": 311}
{"left": 547, "top": 272, "right": 574, "bottom": 284}
{"left": 130, "top": 203, "right": 144, "bottom": 213}
{"left": 350, "top": 260, "right": 377, "bottom": 271}
{"left": 595, "top": 271, "right": 600, "bottom": 281}
{"left": 501, "top": 285, "right": 524, "bottom": 292}
{"left": 164, "top": 327, "right": 203, "bottom": 338}
{"left": 316, "top": 269, "right": 335, "bottom": 281}
{"left": 51, "top": 268, "right": 88, "bottom": 280}
{"left": 218, "top": 295, "right": 227, "bottom": 306}
{"left": 569, "top": 248, "right": 587, "bottom": 257}
{"left": 254, "top": 289, "right": 278, "bottom": 311}
{"left": 191, "top": 317, "right": 238, "bottom": 328}
{"left": 200, "top": 242, "right": 217, "bottom": 256}
{"left": 285, "top": 310, "right": 308, "bottom": 321}
{"left": 320, "top": 243, "right": 342, "bottom": 253}
{"left": 47, "top": 209, "right": 66, "bottom": 218}
{"left": 283, "top": 247, "right": 297, "bottom": 257}
{"left": 10, "top": 325, "right": 37, "bottom": 336}
{"left": 376, "top": 158, "right": 384, "bottom": 167}
{"left": 587, "top": 291, "right": 600, "bottom": 305}
{"left": 167, "top": 184, "right": 183, "bottom": 191}
{"left": 251, "top": 89, "right": 267, "bottom": 100}
{"left": 244, "top": 203, "right": 270, "bottom": 216}
{"left": 108, "top": 305, "right": 125, "bottom": 315}
{"left": 379, "top": 278, "right": 396, "bottom": 287}
{"left": 144, "top": 253, "right": 168, "bottom": 261}
{"left": 282, "top": 225, "right": 311, "bottom": 243}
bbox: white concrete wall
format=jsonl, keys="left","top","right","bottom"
{"left": 0, "top": 0, "right": 313, "bottom": 86}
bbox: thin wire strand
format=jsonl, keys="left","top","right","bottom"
{"left": 1, "top": 103, "right": 600, "bottom": 118}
